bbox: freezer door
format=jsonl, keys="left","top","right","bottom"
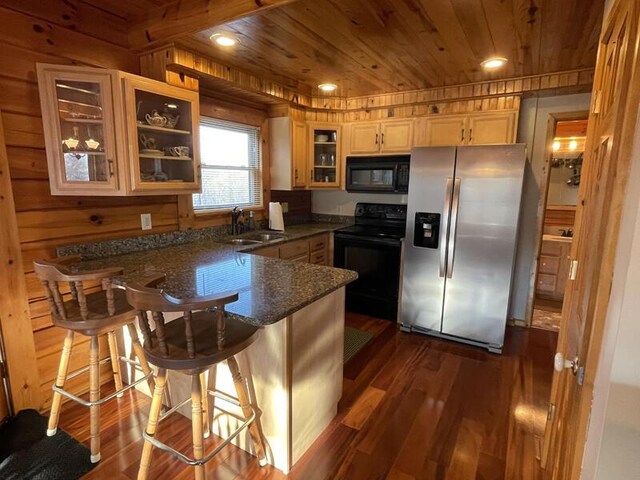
{"left": 400, "top": 147, "right": 456, "bottom": 331}
{"left": 441, "top": 144, "right": 526, "bottom": 347}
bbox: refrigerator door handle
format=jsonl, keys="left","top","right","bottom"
{"left": 439, "top": 177, "right": 454, "bottom": 277}
{"left": 446, "top": 178, "right": 461, "bottom": 279}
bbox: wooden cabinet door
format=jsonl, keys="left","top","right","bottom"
{"left": 380, "top": 120, "right": 413, "bottom": 153}
{"left": 292, "top": 121, "right": 307, "bottom": 188}
{"left": 419, "top": 116, "right": 466, "bottom": 146}
{"left": 349, "top": 122, "right": 380, "bottom": 154}
{"left": 37, "top": 65, "right": 122, "bottom": 195}
{"left": 308, "top": 123, "right": 341, "bottom": 188}
{"left": 467, "top": 112, "right": 517, "bottom": 145}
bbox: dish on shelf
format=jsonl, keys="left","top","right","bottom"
{"left": 140, "top": 148, "right": 164, "bottom": 155}
{"left": 315, "top": 134, "right": 329, "bottom": 142}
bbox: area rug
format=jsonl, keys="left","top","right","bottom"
{"left": 344, "top": 326, "right": 375, "bottom": 364}
{"left": 0, "top": 409, "right": 96, "bottom": 480}
{"left": 531, "top": 308, "right": 561, "bottom": 332}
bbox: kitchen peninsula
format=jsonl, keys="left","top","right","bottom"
{"left": 68, "top": 226, "right": 357, "bottom": 473}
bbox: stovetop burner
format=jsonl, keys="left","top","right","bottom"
{"left": 334, "top": 203, "right": 407, "bottom": 240}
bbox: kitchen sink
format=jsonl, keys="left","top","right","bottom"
{"left": 243, "top": 233, "right": 288, "bottom": 243}
{"left": 227, "top": 238, "right": 262, "bottom": 245}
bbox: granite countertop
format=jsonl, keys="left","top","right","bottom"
{"left": 73, "top": 224, "right": 357, "bottom": 326}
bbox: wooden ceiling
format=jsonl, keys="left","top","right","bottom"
{"left": 175, "top": 0, "right": 603, "bottom": 97}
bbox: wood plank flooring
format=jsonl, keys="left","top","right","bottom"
{"left": 56, "top": 313, "right": 556, "bottom": 479}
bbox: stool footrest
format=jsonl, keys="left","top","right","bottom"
{"left": 52, "top": 370, "right": 153, "bottom": 407}
{"left": 146, "top": 391, "right": 257, "bottom": 467}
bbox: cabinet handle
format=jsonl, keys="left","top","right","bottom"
{"left": 461, "top": 129, "right": 465, "bottom": 142}
{"left": 310, "top": 169, "right": 313, "bottom": 182}
{"left": 375, "top": 133, "right": 379, "bottom": 145}
{"left": 469, "top": 128, "right": 473, "bottom": 142}
{"left": 381, "top": 133, "right": 385, "bottom": 144}
{"left": 295, "top": 168, "right": 299, "bottom": 181}
{"left": 107, "top": 159, "right": 114, "bottom": 177}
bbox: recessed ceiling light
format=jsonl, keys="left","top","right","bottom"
{"left": 481, "top": 57, "right": 508, "bottom": 70}
{"left": 210, "top": 33, "right": 238, "bottom": 47}
{"left": 569, "top": 140, "right": 578, "bottom": 150}
{"left": 553, "top": 141, "right": 561, "bottom": 151}
{"left": 318, "top": 83, "right": 337, "bottom": 92}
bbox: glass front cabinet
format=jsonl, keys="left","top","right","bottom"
{"left": 308, "top": 123, "right": 341, "bottom": 188}
{"left": 36, "top": 64, "right": 201, "bottom": 196}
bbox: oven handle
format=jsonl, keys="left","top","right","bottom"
{"left": 334, "top": 233, "right": 402, "bottom": 248}
{"left": 440, "top": 177, "right": 453, "bottom": 277}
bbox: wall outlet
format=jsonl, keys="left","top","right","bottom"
{"left": 141, "top": 213, "right": 152, "bottom": 230}
{"left": 281, "top": 202, "right": 289, "bottom": 213}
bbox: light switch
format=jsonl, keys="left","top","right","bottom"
{"left": 281, "top": 202, "right": 289, "bottom": 213}
{"left": 141, "top": 213, "right": 152, "bottom": 230}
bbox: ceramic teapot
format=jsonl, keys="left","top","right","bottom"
{"left": 145, "top": 110, "right": 167, "bottom": 127}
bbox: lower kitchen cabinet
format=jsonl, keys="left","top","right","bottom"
{"left": 536, "top": 239, "right": 571, "bottom": 300}
{"left": 252, "top": 233, "right": 330, "bottom": 266}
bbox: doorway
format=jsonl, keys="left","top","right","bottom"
{"left": 531, "top": 114, "right": 588, "bottom": 331}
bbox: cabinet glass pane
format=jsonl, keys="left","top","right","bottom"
{"left": 312, "top": 128, "right": 338, "bottom": 184}
{"left": 134, "top": 89, "right": 195, "bottom": 184}
{"left": 55, "top": 80, "right": 109, "bottom": 182}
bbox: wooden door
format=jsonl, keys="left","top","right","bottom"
{"left": 380, "top": 120, "right": 413, "bottom": 153}
{"left": 417, "top": 115, "right": 466, "bottom": 146}
{"left": 349, "top": 122, "right": 380, "bottom": 154}
{"left": 467, "top": 111, "right": 517, "bottom": 145}
{"left": 541, "top": 2, "right": 640, "bottom": 478}
{"left": 292, "top": 121, "right": 307, "bottom": 188}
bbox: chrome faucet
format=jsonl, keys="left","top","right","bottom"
{"left": 231, "top": 206, "right": 244, "bottom": 235}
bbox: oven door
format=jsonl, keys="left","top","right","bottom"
{"left": 334, "top": 233, "right": 402, "bottom": 320}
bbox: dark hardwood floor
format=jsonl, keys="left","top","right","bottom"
{"left": 58, "top": 313, "right": 557, "bottom": 479}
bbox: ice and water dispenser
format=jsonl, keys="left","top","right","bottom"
{"left": 413, "top": 213, "right": 440, "bottom": 249}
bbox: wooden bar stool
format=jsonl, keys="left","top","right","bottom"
{"left": 33, "top": 256, "right": 154, "bottom": 463}
{"left": 125, "top": 275, "right": 267, "bottom": 480}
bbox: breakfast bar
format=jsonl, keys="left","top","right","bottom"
{"left": 71, "top": 234, "right": 357, "bottom": 473}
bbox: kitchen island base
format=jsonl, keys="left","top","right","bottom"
{"left": 123, "top": 287, "right": 345, "bottom": 473}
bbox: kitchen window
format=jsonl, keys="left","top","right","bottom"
{"left": 192, "top": 117, "right": 262, "bottom": 211}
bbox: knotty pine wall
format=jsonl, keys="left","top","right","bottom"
{"left": 0, "top": 4, "right": 177, "bottom": 410}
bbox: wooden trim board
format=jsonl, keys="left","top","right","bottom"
{"left": 0, "top": 109, "right": 41, "bottom": 410}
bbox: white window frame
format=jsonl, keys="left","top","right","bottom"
{"left": 192, "top": 117, "right": 262, "bottom": 212}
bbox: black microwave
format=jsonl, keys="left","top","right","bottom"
{"left": 346, "top": 155, "right": 410, "bottom": 193}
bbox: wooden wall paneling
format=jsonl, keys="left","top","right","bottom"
{"left": 0, "top": 7, "right": 137, "bottom": 72}
{"left": 16, "top": 203, "right": 179, "bottom": 244}
{"left": 0, "top": 0, "right": 130, "bottom": 48}
{"left": 0, "top": 110, "right": 41, "bottom": 411}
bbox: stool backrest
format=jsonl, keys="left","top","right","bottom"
{"left": 33, "top": 256, "right": 124, "bottom": 324}
{"left": 125, "top": 275, "right": 239, "bottom": 359}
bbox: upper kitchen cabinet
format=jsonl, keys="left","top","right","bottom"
{"left": 414, "top": 111, "right": 518, "bottom": 147}
{"left": 347, "top": 120, "right": 414, "bottom": 155}
{"left": 308, "top": 123, "right": 341, "bottom": 188}
{"left": 36, "top": 64, "right": 201, "bottom": 196}
{"left": 269, "top": 116, "right": 308, "bottom": 190}
{"left": 122, "top": 75, "right": 200, "bottom": 194}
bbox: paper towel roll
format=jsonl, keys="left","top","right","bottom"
{"left": 269, "top": 202, "right": 285, "bottom": 231}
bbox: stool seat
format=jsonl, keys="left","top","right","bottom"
{"left": 145, "top": 311, "right": 259, "bottom": 372}
{"left": 53, "top": 288, "right": 135, "bottom": 336}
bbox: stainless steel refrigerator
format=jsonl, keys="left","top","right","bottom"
{"left": 399, "top": 144, "right": 526, "bottom": 353}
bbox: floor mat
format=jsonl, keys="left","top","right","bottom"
{"left": 0, "top": 409, "right": 96, "bottom": 480}
{"left": 344, "top": 326, "right": 374, "bottom": 364}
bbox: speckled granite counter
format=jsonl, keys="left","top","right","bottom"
{"left": 73, "top": 223, "right": 356, "bottom": 326}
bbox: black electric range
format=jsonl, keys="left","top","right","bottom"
{"left": 334, "top": 203, "right": 407, "bottom": 321}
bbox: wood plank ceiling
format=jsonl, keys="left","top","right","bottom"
{"left": 175, "top": 0, "right": 603, "bottom": 97}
